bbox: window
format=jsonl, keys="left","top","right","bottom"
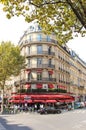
{"left": 28, "top": 47, "right": 30, "bottom": 55}
{"left": 48, "top": 46, "right": 51, "bottom": 54}
{"left": 37, "top": 73, "right": 42, "bottom": 80}
{"left": 49, "top": 73, "right": 52, "bottom": 80}
{"left": 37, "top": 45, "right": 42, "bottom": 54}
{"left": 37, "top": 58, "right": 42, "bottom": 67}
{"left": 49, "top": 59, "right": 52, "bottom": 65}
{"left": 37, "top": 34, "right": 42, "bottom": 41}
{"left": 38, "top": 25, "right": 42, "bottom": 31}
{"left": 47, "top": 36, "right": 51, "bottom": 42}
{"left": 28, "top": 73, "right": 31, "bottom": 80}
{"left": 29, "top": 35, "right": 32, "bottom": 42}
{"left": 28, "top": 59, "right": 30, "bottom": 67}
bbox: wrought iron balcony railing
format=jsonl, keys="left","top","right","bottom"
{"left": 26, "top": 51, "right": 55, "bottom": 56}
{"left": 26, "top": 64, "right": 55, "bottom": 69}
{"left": 26, "top": 78, "right": 56, "bottom": 82}
{"left": 23, "top": 38, "right": 58, "bottom": 45}
{"left": 14, "top": 78, "right": 56, "bottom": 86}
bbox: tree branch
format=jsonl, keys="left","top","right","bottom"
{"left": 78, "top": 0, "right": 86, "bottom": 17}
{"left": 29, "top": 0, "right": 66, "bottom": 8}
{"left": 66, "top": 0, "right": 86, "bottom": 29}
{"left": 29, "top": 0, "right": 86, "bottom": 29}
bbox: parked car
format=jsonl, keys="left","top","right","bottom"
{"left": 74, "top": 102, "right": 85, "bottom": 109}
{"left": 38, "top": 107, "right": 62, "bottom": 114}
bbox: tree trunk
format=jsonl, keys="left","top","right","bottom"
{"left": 0, "top": 89, "right": 4, "bottom": 114}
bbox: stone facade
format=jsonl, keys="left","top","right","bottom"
{"left": 13, "top": 22, "right": 86, "bottom": 102}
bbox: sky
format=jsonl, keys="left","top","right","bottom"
{"left": 67, "top": 37, "right": 86, "bottom": 62}
{"left": 0, "top": 5, "right": 86, "bottom": 62}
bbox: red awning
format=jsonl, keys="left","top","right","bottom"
{"left": 58, "top": 99, "right": 74, "bottom": 103}
{"left": 31, "top": 94, "right": 74, "bottom": 100}
{"left": 48, "top": 70, "right": 53, "bottom": 74}
{"left": 45, "top": 100, "right": 57, "bottom": 103}
{"left": 37, "top": 69, "right": 42, "bottom": 73}
{"left": 58, "top": 85, "right": 61, "bottom": 89}
{"left": 26, "top": 100, "right": 33, "bottom": 103}
{"left": 48, "top": 84, "right": 54, "bottom": 89}
{"left": 9, "top": 99, "right": 33, "bottom": 103}
{"left": 11, "top": 95, "right": 24, "bottom": 99}
{"left": 57, "top": 100, "right": 65, "bottom": 103}
{"left": 33, "top": 100, "right": 45, "bottom": 103}
{"left": 36, "top": 84, "right": 42, "bottom": 89}
{"left": 58, "top": 85, "right": 66, "bottom": 90}
{"left": 9, "top": 100, "right": 25, "bottom": 103}
{"left": 10, "top": 94, "right": 75, "bottom": 101}
{"left": 25, "top": 69, "right": 31, "bottom": 73}
{"left": 25, "top": 84, "right": 31, "bottom": 89}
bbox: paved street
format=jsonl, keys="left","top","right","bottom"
{"left": 0, "top": 109, "right": 86, "bottom": 130}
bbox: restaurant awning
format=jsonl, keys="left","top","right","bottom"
{"left": 58, "top": 99, "right": 74, "bottom": 103}
{"left": 9, "top": 99, "right": 33, "bottom": 103}
{"left": 36, "top": 84, "right": 42, "bottom": 89}
{"left": 11, "top": 95, "right": 24, "bottom": 99}
{"left": 48, "top": 84, "right": 54, "bottom": 89}
{"left": 10, "top": 94, "right": 75, "bottom": 101}
{"left": 45, "top": 100, "right": 57, "bottom": 103}
{"left": 34, "top": 94, "right": 73, "bottom": 99}
{"left": 26, "top": 100, "right": 33, "bottom": 103}
{"left": 9, "top": 100, "right": 25, "bottom": 103}
{"left": 33, "top": 100, "right": 45, "bottom": 103}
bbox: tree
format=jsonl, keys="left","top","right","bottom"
{"left": 0, "top": 0, "right": 86, "bottom": 44}
{"left": 0, "top": 41, "right": 25, "bottom": 113}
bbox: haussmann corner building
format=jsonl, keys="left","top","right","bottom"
{"left": 11, "top": 21, "right": 86, "bottom": 105}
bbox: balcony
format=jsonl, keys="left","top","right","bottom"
{"left": 26, "top": 51, "right": 55, "bottom": 57}
{"left": 14, "top": 79, "right": 25, "bottom": 86}
{"left": 24, "top": 38, "right": 58, "bottom": 45}
{"left": 25, "top": 78, "right": 56, "bottom": 82}
{"left": 14, "top": 78, "right": 56, "bottom": 86}
{"left": 79, "top": 86, "right": 84, "bottom": 89}
{"left": 26, "top": 64, "right": 55, "bottom": 69}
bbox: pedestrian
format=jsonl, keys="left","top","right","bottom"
{"left": 34, "top": 104, "right": 37, "bottom": 112}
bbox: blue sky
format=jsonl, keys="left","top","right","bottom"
{"left": 0, "top": 5, "right": 86, "bottom": 62}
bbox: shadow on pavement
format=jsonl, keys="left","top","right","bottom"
{"left": 0, "top": 115, "right": 33, "bottom": 130}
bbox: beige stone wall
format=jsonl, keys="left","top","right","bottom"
{"left": 43, "top": 58, "right": 48, "bottom": 63}
{"left": 31, "top": 58, "right": 37, "bottom": 68}
{"left": 42, "top": 70, "right": 48, "bottom": 78}
{"left": 42, "top": 44, "right": 48, "bottom": 51}
{"left": 31, "top": 45, "right": 37, "bottom": 54}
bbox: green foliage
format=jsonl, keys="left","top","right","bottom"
{"left": 0, "top": 0, "right": 86, "bottom": 44}
{"left": 0, "top": 41, "right": 25, "bottom": 89}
